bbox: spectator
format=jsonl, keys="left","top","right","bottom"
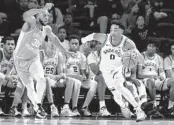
{"left": 48, "top": 6, "right": 64, "bottom": 34}
{"left": 131, "top": 15, "right": 152, "bottom": 52}
{"left": 120, "top": 1, "right": 140, "bottom": 35}
{"left": 149, "top": 0, "right": 163, "bottom": 11}
{"left": 63, "top": 13, "right": 81, "bottom": 37}
{"left": 28, "top": 0, "right": 39, "bottom": 9}
{"left": 57, "top": 26, "right": 69, "bottom": 51}
{"left": 84, "top": 0, "right": 97, "bottom": 27}
{"left": 7, "top": 0, "right": 28, "bottom": 34}
{"left": 94, "top": 0, "right": 115, "bottom": 33}
{"left": 0, "top": 12, "right": 9, "bottom": 36}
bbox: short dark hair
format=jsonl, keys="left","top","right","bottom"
{"left": 2, "top": 36, "right": 15, "bottom": 44}
{"left": 147, "top": 38, "right": 157, "bottom": 47}
{"left": 68, "top": 35, "right": 80, "bottom": 42}
{"left": 110, "top": 20, "right": 125, "bottom": 30}
{"left": 64, "top": 12, "right": 73, "bottom": 19}
{"left": 58, "top": 26, "right": 67, "bottom": 33}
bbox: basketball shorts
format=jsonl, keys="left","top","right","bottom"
{"left": 14, "top": 55, "right": 44, "bottom": 78}
{"left": 143, "top": 78, "right": 169, "bottom": 91}
{"left": 102, "top": 69, "right": 125, "bottom": 90}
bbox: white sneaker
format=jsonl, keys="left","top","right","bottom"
{"left": 121, "top": 106, "right": 132, "bottom": 119}
{"left": 51, "top": 105, "right": 59, "bottom": 117}
{"left": 0, "top": 108, "right": 4, "bottom": 115}
{"left": 72, "top": 109, "right": 80, "bottom": 116}
{"left": 99, "top": 106, "right": 111, "bottom": 117}
{"left": 81, "top": 107, "right": 92, "bottom": 116}
{"left": 60, "top": 107, "right": 77, "bottom": 117}
{"left": 9, "top": 107, "right": 21, "bottom": 117}
{"left": 136, "top": 107, "right": 146, "bottom": 122}
{"left": 22, "top": 109, "right": 30, "bottom": 117}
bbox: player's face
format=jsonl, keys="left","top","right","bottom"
{"left": 38, "top": 10, "right": 49, "bottom": 26}
{"left": 4, "top": 40, "right": 15, "bottom": 54}
{"left": 136, "top": 16, "right": 145, "bottom": 27}
{"left": 110, "top": 24, "right": 122, "bottom": 37}
{"left": 147, "top": 44, "right": 156, "bottom": 54}
{"left": 171, "top": 45, "right": 174, "bottom": 55}
{"left": 58, "top": 28, "right": 67, "bottom": 41}
{"left": 69, "top": 39, "right": 79, "bottom": 52}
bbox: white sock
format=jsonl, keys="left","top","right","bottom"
{"left": 63, "top": 104, "right": 69, "bottom": 109}
{"left": 168, "top": 100, "right": 174, "bottom": 109}
{"left": 99, "top": 101, "right": 106, "bottom": 109}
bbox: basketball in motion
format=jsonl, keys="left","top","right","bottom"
{"left": 121, "top": 51, "right": 138, "bottom": 69}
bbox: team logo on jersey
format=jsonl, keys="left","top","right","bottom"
{"left": 144, "top": 61, "right": 158, "bottom": 70}
{"left": 103, "top": 47, "right": 122, "bottom": 57}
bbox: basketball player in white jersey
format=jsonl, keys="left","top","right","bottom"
{"left": 0, "top": 37, "right": 18, "bottom": 115}
{"left": 163, "top": 42, "right": 174, "bottom": 116}
{"left": 0, "top": 37, "right": 29, "bottom": 117}
{"left": 40, "top": 39, "right": 81, "bottom": 117}
{"left": 138, "top": 41, "right": 174, "bottom": 117}
{"left": 13, "top": 3, "right": 74, "bottom": 118}
{"left": 66, "top": 35, "right": 98, "bottom": 116}
{"left": 99, "top": 21, "right": 146, "bottom": 122}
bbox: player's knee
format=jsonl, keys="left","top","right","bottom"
{"left": 95, "top": 74, "right": 104, "bottom": 83}
{"left": 89, "top": 81, "right": 98, "bottom": 92}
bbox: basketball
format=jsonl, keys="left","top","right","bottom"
{"left": 121, "top": 51, "right": 138, "bottom": 69}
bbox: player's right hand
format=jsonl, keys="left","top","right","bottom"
{"left": 43, "top": 3, "right": 54, "bottom": 10}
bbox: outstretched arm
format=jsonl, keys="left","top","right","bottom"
{"left": 45, "top": 26, "right": 72, "bottom": 58}
{"left": 22, "top": 3, "right": 54, "bottom": 32}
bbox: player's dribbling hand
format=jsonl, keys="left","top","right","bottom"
{"left": 43, "top": 3, "right": 54, "bottom": 10}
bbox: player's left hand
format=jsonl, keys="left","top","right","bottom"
{"left": 43, "top": 3, "right": 54, "bottom": 10}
